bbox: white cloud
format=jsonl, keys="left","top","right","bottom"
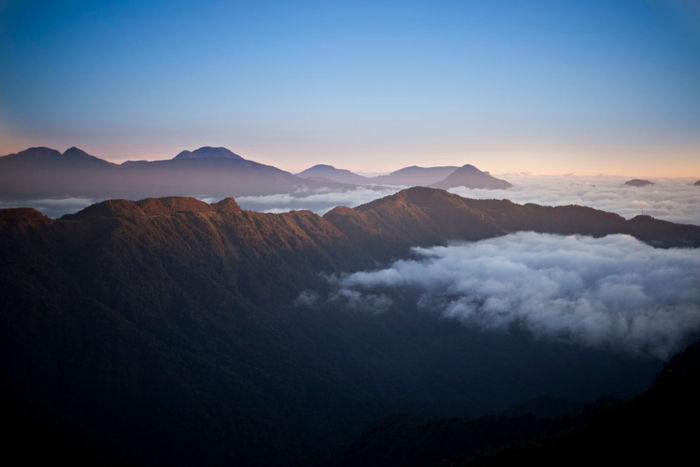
{"left": 0, "top": 197, "right": 98, "bottom": 218}
{"left": 449, "top": 175, "right": 700, "bottom": 225}
{"left": 238, "top": 175, "right": 700, "bottom": 225}
{"left": 237, "top": 186, "right": 404, "bottom": 215}
{"left": 315, "top": 232, "right": 700, "bottom": 358}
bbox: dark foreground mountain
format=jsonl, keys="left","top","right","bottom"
{"left": 0, "top": 146, "right": 332, "bottom": 199}
{"left": 328, "top": 337, "right": 700, "bottom": 467}
{"left": 623, "top": 178, "right": 655, "bottom": 187}
{"left": 2, "top": 188, "right": 699, "bottom": 466}
{"left": 431, "top": 164, "right": 513, "bottom": 190}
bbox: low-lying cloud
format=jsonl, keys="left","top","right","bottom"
{"left": 311, "top": 233, "right": 700, "bottom": 358}
{"left": 237, "top": 186, "right": 404, "bottom": 215}
{"left": 239, "top": 175, "right": 700, "bottom": 224}
{"left": 0, "top": 197, "right": 99, "bottom": 218}
{"left": 450, "top": 175, "right": 700, "bottom": 226}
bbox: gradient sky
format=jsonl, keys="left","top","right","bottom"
{"left": 1, "top": 0, "right": 699, "bottom": 176}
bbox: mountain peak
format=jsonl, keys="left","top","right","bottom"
{"left": 174, "top": 147, "right": 243, "bottom": 160}
{"left": 308, "top": 164, "right": 336, "bottom": 170}
{"left": 431, "top": 164, "right": 513, "bottom": 190}
{"left": 296, "top": 164, "right": 368, "bottom": 184}
{"left": 2, "top": 147, "right": 62, "bottom": 160}
{"left": 62, "top": 147, "right": 100, "bottom": 160}
{"left": 623, "top": 179, "right": 655, "bottom": 187}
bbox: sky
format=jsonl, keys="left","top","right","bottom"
{"left": 1, "top": 0, "right": 699, "bottom": 176}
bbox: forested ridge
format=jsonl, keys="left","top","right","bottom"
{"left": 1, "top": 188, "right": 698, "bottom": 466}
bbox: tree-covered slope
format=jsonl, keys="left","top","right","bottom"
{"left": 1, "top": 189, "right": 698, "bottom": 466}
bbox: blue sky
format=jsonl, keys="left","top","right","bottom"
{"left": 1, "top": 0, "right": 699, "bottom": 175}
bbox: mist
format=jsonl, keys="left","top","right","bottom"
{"left": 0, "top": 197, "right": 99, "bottom": 219}
{"left": 450, "top": 175, "right": 700, "bottom": 226}
{"left": 312, "top": 232, "right": 700, "bottom": 359}
{"left": 237, "top": 185, "right": 404, "bottom": 215}
{"left": 236, "top": 175, "right": 700, "bottom": 224}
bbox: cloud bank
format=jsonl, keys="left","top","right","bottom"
{"left": 314, "top": 233, "right": 700, "bottom": 358}
{"left": 0, "top": 197, "right": 98, "bottom": 218}
{"left": 450, "top": 175, "right": 700, "bottom": 226}
{"left": 237, "top": 186, "right": 404, "bottom": 215}
{"left": 240, "top": 175, "right": 700, "bottom": 225}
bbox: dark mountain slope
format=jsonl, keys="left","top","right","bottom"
{"left": 328, "top": 338, "right": 700, "bottom": 467}
{"left": 468, "top": 340, "right": 700, "bottom": 466}
{"left": 1, "top": 189, "right": 698, "bottom": 466}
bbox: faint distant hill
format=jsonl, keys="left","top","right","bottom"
{"left": 694, "top": 180, "right": 700, "bottom": 186}
{"left": 297, "top": 164, "right": 466, "bottom": 187}
{"left": 623, "top": 179, "right": 655, "bottom": 187}
{"left": 296, "top": 164, "right": 370, "bottom": 185}
{"left": 431, "top": 164, "right": 513, "bottom": 190}
{"left": 370, "top": 165, "right": 458, "bottom": 186}
{"left": 0, "top": 146, "right": 330, "bottom": 199}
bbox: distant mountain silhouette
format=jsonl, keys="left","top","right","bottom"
{"left": 694, "top": 180, "right": 700, "bottom": 186}
{"left": 296, "top": 164, "right": 369, "bottom": 185}
{"left": 370, "top": 165, "right": 458, "bottom": 186}
{"left": 297, "top": 164, "right": 482, "bottom": 187}
{"left": 623, "top": 179, "right": 654, "bottom": 187}
{"left": 0, "top": 146, "right": 329, "bottom": 198}
{"left": 0, "top": 146, "right": 116, "bottom": 170}
{"left": 173, "top": 146, "right": 244, "bottom": 160}
{"left": 431, "top": 164, "right": 513, "bottom": 190}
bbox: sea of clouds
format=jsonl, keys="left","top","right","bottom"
{"left": 0, "top": 197, "right": 99, "bottom": 219}
{"left": 299, "top": 232, "right": 700, "bottom": 359}
{"left": 236, "top": 185, "right": 405, "bottom": 215}
{"left": 450, "top": 174, "right": 700, "bottom": 226}
{"left": 238, "top": 175, "right": 700, "bottom": 225}
{"left": 3, "top": 175, "right": 698, "bottom": 224}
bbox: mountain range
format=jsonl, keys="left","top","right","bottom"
{"left": 296, "top": 163, "right": 512, "bottom": 189}
{"left": 0, "top": 146, "right": 512, "bottom": 201}
{"left": 0, "top": 146, "right": 326, "bottom": 199}
{"left": 2, "top": 187, "right": 699, "bottom": 466}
